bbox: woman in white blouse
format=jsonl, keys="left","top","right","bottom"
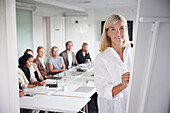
{"left": 94, "top": 14, "right": 132, "bottom": 113}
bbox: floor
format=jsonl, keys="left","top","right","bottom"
{"left": 88, "top": 97, "right": 98, "bottom": 113}
{"left": 78, "top": 92, "right": 98, "bottom": 113}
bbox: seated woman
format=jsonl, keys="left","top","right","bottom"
{"left": 24, "top": 49, "right": 44, "bottom": 82}
{"left": 48, "top": 46, "right": 66, "bottom": 75}
{"left": 18, "top": 54, "right": 45, "bottom": 89}
{"left": 34, "top": 46, "right": 50, "bottom": 79}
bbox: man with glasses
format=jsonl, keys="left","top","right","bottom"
{"left": 60, "top": 41, "right": 78, "bottom": 69}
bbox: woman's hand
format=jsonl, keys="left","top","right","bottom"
{"left": 37, "top": 82, "right": 45, "bottom": 86}
{"left": 19, "top": 89, "right": 24, "bottom": 97}
{"left": 40, "top": 81, "right": 45, "bottom": 86}
{"left": 61, "top": 68, "right": 66, "bottom": 72}
{"left": 121, "top": 72, "right": 130, "bottom": 88}
{"left": 45, "top": 75, "right": 51, "bottom": 79}
{"left": 112, "top": 72, "right": 130, "bottom": 97}
{"left": 84, "top": 49, "right": 88, "bottom": 54}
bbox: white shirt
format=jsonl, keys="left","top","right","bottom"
{"left": 38, "top": 57, "right": 46, "bottom": 69}
{"left": 82, "top": 52, "right": 85, "bottom": 57}
{"left": 67, "top": 51, "right": 73, "bottom": 69}
{"left": 18, "top": 66, "right": 38, "bottom": 89}
{"left": 94, "top": 47, "right": 133, "bottom": 113}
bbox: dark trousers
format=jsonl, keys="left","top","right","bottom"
{"left": 90, "top": 92, "right": 98, "bottom": 112}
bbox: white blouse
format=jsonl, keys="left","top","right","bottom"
{"left": 18, "top": 66, "right": 38, "bottom": 89}
{"left": 38, "top": 57, "right": 46, "bottom": 70}
{"left": 94, "top": 47, "right": 133, "bottom": 113}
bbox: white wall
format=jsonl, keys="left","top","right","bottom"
{"left": 65, "top": 10, "right": 95, "bottom": 60}
{"left": 33, "top": 6, "right": 64, "bottom": 17}
{"left": 31, "top": 6, "right": 137, "bottom": 61}
{"left": 50, "top": 17, "right": 65, "bottom": 53}
{"left": 0, "top": 0, "right": 19, "bottom": 113}
{"left": 32, "top": 7, "right": 66, "bottom": 60}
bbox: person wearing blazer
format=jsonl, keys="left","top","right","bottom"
{"left": 60, "top": 41, "right": 78, "bottom": 69}
{"left": 76, "top": 42, "right": 91, "bottom": 64}
{"left": 18, "top": 54, "right": 45, "bottom": 89}
{"left": 24, "top": 49, "right": 44, "bottom": 82}
{"left": 34, "top": 46, "right": 51, "bottom": 79}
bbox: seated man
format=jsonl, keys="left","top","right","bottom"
{"left": 60, "top": 41, "right": 78, "bottom": 69}
{"left": 76, "top": 42, "right": 91, "bottom": 64}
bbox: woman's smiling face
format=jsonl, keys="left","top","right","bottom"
{"left": 107, "top": 20, "right": 126, "bottom": 45}
{"left": 25, "top": 57, "right": 33, "bottom": 68}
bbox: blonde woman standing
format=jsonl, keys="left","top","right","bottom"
{"left": 94, "top": 14, "right": 133, "bottom": 113}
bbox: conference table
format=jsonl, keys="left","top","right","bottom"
{"left": 20, "top": 63, "right": 96, "bottom": 113}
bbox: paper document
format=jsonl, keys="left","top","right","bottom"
{"left": 24, "top": 87, "right": 56, "bottom": 95}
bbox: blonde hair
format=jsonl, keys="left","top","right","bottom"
{"left": 51, "top": 46, "right": 58, "bottom": 56}
{"left": 100, "top": 14, "right": 130, "bottom": 52}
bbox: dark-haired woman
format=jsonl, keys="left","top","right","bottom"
{"left": 18, "top": 54, "right": 45, "bottom": 89}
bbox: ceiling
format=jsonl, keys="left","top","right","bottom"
{"left": 16, "top": 0, "right": 138, "bottom": 12}
{"left": 54, "top": 0, "right": 138, "bottom": 9}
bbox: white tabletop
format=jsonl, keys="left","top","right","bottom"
{"left": 20, "top": 95, "right": 90, "bottom": 113}
{"left": 20, "top": 63, "right": 95, "bottom": 112}
{"left": 52, "top": 79, "right": 96, "bottom": 98}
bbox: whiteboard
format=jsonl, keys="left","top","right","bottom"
{"left": 127, "top": 0, "right": 170, "bottom": 113}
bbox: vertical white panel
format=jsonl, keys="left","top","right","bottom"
{"left": 33, "top": 14, "right": 44, "bottom": 58}
{"left": 127, "top": 0, "right": 170, "bottom": 113}
{"left": 33, "top": 14, "right": 49, "bottom": 61}
{"left": 0, "top": 0, "right": 19, "bottom": 113}
{"left": 50, "top": 17, "right": 66, "bottom": 53}
{"left": 145, "top": 21, "right": 170, "bottom": 113}
{"left": 45, "top": 17, "right": 51, "bottom": 59}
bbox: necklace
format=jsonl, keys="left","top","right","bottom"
{"left": 120, "top": 53, "right": 123, "bottom": 56}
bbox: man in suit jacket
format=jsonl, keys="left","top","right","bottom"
{"left": 76, "top": 42, "right": 91, "bottom": 64}
{"left": 60, "top": 41, "right": 78, "bottom": 69}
